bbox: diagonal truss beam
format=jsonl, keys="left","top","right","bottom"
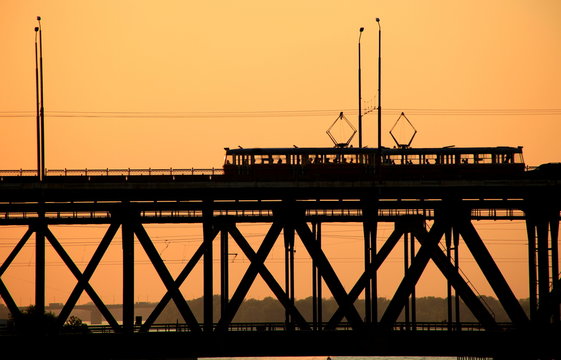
{"left": 0, "top": 226, "right": 35, "bottom": 317}
{"left": 380, "top": 218, "right": 447, "bottom": 328}
{"left": 294, "top": 221, "right": 364, "bottom": 329}
{"left": 43, "top": 226, "right": 120, "bottom": 331}
{"left": 326, "top": 223, "right": 404, "bottom": 329}
{"left": 410, "top": 224, "right": 498, "bottom": 330}
{"left": 0, "top": 279, "right": 18, "bottom": 317}
{"left": 140, "top": 226, "right": 218, "bottom": 332}
{"left": 227, "top": 222, "right": 310, "bottom": 330}
{"left": 0, "top": 226, "right": 34, "bottom": 276}
{"left": 134, "top": 222, "right": 201, "bottom": 333}
{"left": 57, "top": 222, "right": 120, "bottom": 327}
{"left": 216, "top": 221, "right": 283, "bottom": 331}
{"left": 380, "top": 216, "right": 499, "bottom": 331}
{"left": 456, "top": 219, "right": 529, "bottom": 326}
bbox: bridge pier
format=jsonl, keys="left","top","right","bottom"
{"left": 283, "top": 215, "right": 295, "bottom": 328}
{"left": 220, "top": 223, "right": 229, "bottom": 319}
{"left": 362, "top": 199, "right": 378, "bottom": 325}
{"left": 525, "top": 206, "right": 560, "bottom": 325}
{"left": 311, "top": 220, "right": 322, "bottom": 330}
{"left": 202, "top": 204, "right": 214, "bottom": 332}
{"left": 35, "top": 215, "right": 46, "bottom": 314}
{"left": 445, "top": 227, "right": 461, "bottom": 329}
{"left": 122, "top": 210, "right": 135, "bottom": 333}
{"left": 403, "top": 228, "right": 417, "bottom": 329}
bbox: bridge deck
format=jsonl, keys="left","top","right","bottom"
{"left": 0, "top": 173, "right": 559, "bottom": 359}
{"left": 0, "top": 176, "right": 559, "bottom": 225}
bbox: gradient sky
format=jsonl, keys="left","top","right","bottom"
{"left": 1, "top": 0, "right": 560, "bottom": 169}
{"left": 0, "top": 1, "right": 560, "bottom": 309}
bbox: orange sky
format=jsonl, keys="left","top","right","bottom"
{"left": 0, "top": 1, "right": 560, "bottom": 310}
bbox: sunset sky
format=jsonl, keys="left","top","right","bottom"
{"left": 0, "top": 1, "right": 560, "bottom": 311}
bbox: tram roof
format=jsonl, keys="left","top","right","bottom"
{"left": 225, "top": 146, "right": 523, "bottom": 156}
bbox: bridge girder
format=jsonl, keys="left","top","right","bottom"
{"left": 0, "top": 179, "right": 559, "bottom": 358}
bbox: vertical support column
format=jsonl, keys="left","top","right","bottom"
{"left": 35, "top": 218, "right": 45, "bottom": 314}
{"left": 284, "top": 221, "right": 295, "bottom": 329}
{"left": 363, "top": 219, "right": 371, "bottom": 325}
{"left": 537, "top": 220, "right": 550, "bottom": 324}
{"left": 362, "top": 201, "right": 378, "bottom": 325}
{"left": 551, "top": 217, "right": 560, "bottom": 323}
{"left": 410, "top": 232, "right": 416, "bottom": 330}
{"left": 445, "top": 228, "right": 453, "bottom": 330}
{"left": 371, "top": 219, "right": 377, "bottom": 324}
{"left": 453, "top": 228, "right": 461, "bottom": 327}
{"left": 312, "top": 221, "right": 320, "bottom": 330}
{"left": 526, "top": 219, "right": 538, "bottom": 322}
{"left": 203, "top": 205, "right": 214, "bottom": 332}
{"left": 403, "top": 231, "right": 410, "bottom": 328}
{"left": 122, "top": 213, "right": 135, "bottom": 333}
{"left": 220, "top": 225, "right": 229, "bottom": 318}
{"left": 316, "top": 221, "right": 323, "bottom": 329}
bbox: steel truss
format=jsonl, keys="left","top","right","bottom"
{"left": 1, "top": 197, "right": 559, "bottom": 335}
{"left": 0, "top": 178, "right": 560, "bottom": 360}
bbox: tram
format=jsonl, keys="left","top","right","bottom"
{"left": 223, "top": 146, "right": 525, "bottom": 180}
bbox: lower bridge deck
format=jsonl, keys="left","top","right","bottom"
{"left": 0, "top": 325, "right": 559, "bottom": 359}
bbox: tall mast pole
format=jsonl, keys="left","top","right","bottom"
{"left": 358, "top": 27, "right": 364, "bottom": 148}
{"left": 34, "top": 26, "right": 41, "bottom": 181}
{"left": 37, "top": 16, "right": 45, "bottom": 181}
{"left": 376, "top": 18, "right": 382, "bottom": 150}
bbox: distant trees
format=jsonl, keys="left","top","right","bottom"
{"left": 7, "top": 307, "right": 88, "bottom": 335}
{"left": 63, "top": 315, "right": 90, "bottom": 334}
{"left": 9, "top": 306, "right": 57, "bottom": 335}
{"left": 156, "top": 295, "right": 527, "bottom": 324}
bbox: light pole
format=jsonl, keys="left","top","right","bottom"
{"left": 37, "top": 16, "right": 45, "bottom": 181}
{"left": 34, "top": 26, "right": 41, "bottom": 181}
{"left": 358, "top": 27, "right": 364, "bottom": 148}
{"left": 376, "top": 18, "right": 382, "bottom": 150}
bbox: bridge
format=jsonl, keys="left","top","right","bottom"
{"left": 0, "top": 170, "right": 560, "bottom": 359}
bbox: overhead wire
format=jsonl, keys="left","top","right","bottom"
{"left": 0, "top": 108, "right": 560, "bottom": 119}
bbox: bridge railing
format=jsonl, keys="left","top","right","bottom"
{"left": 78, "top": 321, "right": 513, "bottom": 334}
{"left": 0, "top": 168, "right": 224, "bottom": 177}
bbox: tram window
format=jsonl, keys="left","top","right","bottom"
{"left": 386, "top": 155, "right": 398, "bottom": 165}
{"left": 271, "top": 155, "right": 283, "bottom": 164}
{"left": 501, "top": 153, "right": 514, "bottom": 164}
{"left": 474, "top": 154, "right": 492, "bottom": 164}
{"left": 479, "top": 154, "right": 493, "bottom": 164}
{"left": 291, "top": 154, "right": 298, "bottom": 165}
{"left": 423, "top": 154, "right": 439, "bottom": 164}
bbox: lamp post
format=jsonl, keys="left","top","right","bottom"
{"left": 34, "top": 26, "right": 41, "bottom": 181}
{"left": 358, "top": 27, "right": 364, "bottom": 148}
{"left": 36, "top": 16, "right": 45, "bottom": 181}
{"left": 376, "top": 18, "right": 382, "bottom": 150}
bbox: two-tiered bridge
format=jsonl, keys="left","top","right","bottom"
{"left": 0, "top": 169, "right": 559, "bottom": 359}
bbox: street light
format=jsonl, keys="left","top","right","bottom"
{"left": 36, "top": 16, "right": 45, "bottom": 181}
{"left": 34, "top": 26, "right": 41, "bottom": 181}
{"left": 358, "top": 27, "right": 364, "bottom": 148}
{"left": 376, "top": 18, "right": 382, "bottom": 150}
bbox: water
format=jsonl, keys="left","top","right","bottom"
{"left": 207, "top": 357, "right": 458, "bottom": 360}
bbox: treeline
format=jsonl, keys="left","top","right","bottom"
{"left": 0, "top": 296, "right": 531, "bottom": 324}
{"left": 156, "top": 295, "right": 531, "bottom": 323}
